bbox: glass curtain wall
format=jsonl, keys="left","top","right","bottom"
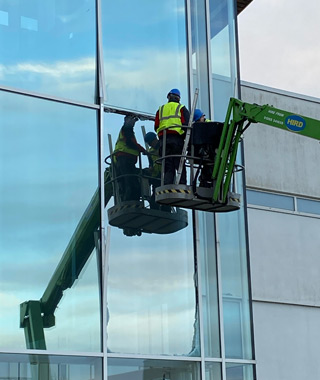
{"left": 102, "top": 0, "right": 198, "bottom": 358}
{"left": 0, "top": 0, "right": 255, "bottom": 378}
{"left": 0, "top": 0, "right": 102, "bottom": 377}
{"left": 209, "top": 0, "right": 254, "bottom": 368}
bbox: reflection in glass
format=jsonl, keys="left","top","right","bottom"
{"left": 226, "top": 363, "right": 254, "bottom": 380}
{"left": 205, "top": 362, "right": 222, "bottom": 380}
{"left": 104, "top": 113, "right": 197, "bottom": 356}
{"left": 199, "top": 213, "right": 221, "bottom": 357}
{"left": 190, "top": 0, "right": 210, "bottom": 115}
{"left": 0, "top": 353, "right": 102, "bottom": 380}
{"left": 102, "top": 0, "right": 188, "bottom": 114}
{"left": 217, "top": 208, "right": 253, "bottom": 360}
{"left": 108, "top": 358, "right": 200, "bottom": 380}
{"left": 0, "top": 91, "right": 100, "bottom": 352}
{"left": 209, "top": 0, "right": 238, "bottom": 121}
{"left": 0, "top": 0, "right": 97, "bottom": 103}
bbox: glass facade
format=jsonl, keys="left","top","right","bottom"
{"left": 0, "top": 0, "right": 255, "bottom": 379}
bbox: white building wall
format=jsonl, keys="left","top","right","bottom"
{"left": 242, "top": 82, "right": 320, "bottom": 198}
{"left": 241, "top": 82, "right": 320, "bottom": 380}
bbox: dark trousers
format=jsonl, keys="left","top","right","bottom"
{"left": 115, "top": 156, "right": 140, "bottom": 201}
{"left": 160, "top": 134, "right": 186, "bottom": 185}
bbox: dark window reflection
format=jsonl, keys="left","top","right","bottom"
{"left": 108, "top": 358, "right": 200, "bottom": 380}
{"left": 0, "top": 353, "right": 102, "bottom": 380}
{"left": 226, "top": 363, "right": 255, "bottom": 380}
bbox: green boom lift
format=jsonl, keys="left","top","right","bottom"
{"left": 20, "top": 97, "right": 320, "bottom": 351}
{"left": 155, "top": 97, "right": 320, "bottom": 212}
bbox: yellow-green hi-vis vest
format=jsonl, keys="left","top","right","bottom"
{"left": 157, "top": 102, "right": 185, "bottom": 135}
{"left": 114, "top": 131, "right": 140, "bottom": 157}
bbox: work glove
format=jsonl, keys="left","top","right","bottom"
{"left": 124, "top": 115, "right": 138, "bottom": 128}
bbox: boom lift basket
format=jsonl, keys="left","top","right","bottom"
{"left": 155, "top": 121, "right": 242, "bottom": 213}
{"left": 105, "top": 137, "right": 188, "bottom": 236}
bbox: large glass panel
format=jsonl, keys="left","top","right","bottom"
{"left": 108, "top": 358, "right": 200, "bottom": 380}
{"left": 0, "top": 90, "right": 100, "bottom": 352}
{"left": 0, "top": 353, "right": 102, "bottom": 380}
{"left": 104, "top": 112, "right": 197, "bottom": 356}
{"left": 200, "top": 213, "right": 221, "bottom": 357}
{"left": 218, "top": 203, "right": 253, "bottom": 360}
{"left": 0, "top": 0, "right": 97, "bottom": 103}
{"left": 190, "top": 0, "right": 210, "bottom": 115}
{"left": 209, "top": 0, "right": 253, "bottom": 362}
{"left": 102, "top": 0, "right": 188, "bottom": 114}
{"left": 209, "top": 0, "right": 238, "bottom": 121}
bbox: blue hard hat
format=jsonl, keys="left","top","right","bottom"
{"left": 168, "top": 88, "right": 181, "bottom": 97}
{"left": 144, "top": 132, "right": 157, "bottom": 144}
{"left": 193, "top": 109, "right": 205, "bottom": 122}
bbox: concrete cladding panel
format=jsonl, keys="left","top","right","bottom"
{"left": 248, "top": 208, "right": 320, "bottom": 306}
{"left": 253, "top": 301, "right": 320, "bottom": 380}
{"left": 241, "top": 83, "right": 320, "bottom": 198}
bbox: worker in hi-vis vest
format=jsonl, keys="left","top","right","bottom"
{"left": 114, "top": 115, "right": 148, "bottom": 201}
{"left": 154, "top": 88, "right": 190, "bottom": 185}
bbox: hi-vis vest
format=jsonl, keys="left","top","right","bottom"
{"left": 148, "top": 146, "right": 161, "bottom": 178}
{"left": 114, "top": 130, "right": 140, "bottom": 157}
{"left": 157, "top": 102, "right": 184, "bottom": 135}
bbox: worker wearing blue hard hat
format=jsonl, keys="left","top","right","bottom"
{"left": 154, "top": 88, "right": 190, "bottom": 185}
{"left": 144, "top": 132, "right": 157, "bottom": 145}
{"left": 193, "top": 108, "right": 210, "bottom": 123}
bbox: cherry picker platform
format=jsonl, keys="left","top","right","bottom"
{"left": 155, "top": 184, "right": 240, "bottom": 212}
{"left": 104, "top": 115, "right": 188, "bottom": 237}
{"left": 154, "top": 107, "right": 242, "bottom": 213}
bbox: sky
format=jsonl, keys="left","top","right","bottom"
{"left": 238, "top": 0, "right": 320, "bottom": 99}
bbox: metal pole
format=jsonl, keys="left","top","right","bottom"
{"left": 175, "top": 88, "right": 199, "bottom": 184}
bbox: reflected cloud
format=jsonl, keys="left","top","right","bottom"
{"left": 104, "top": 49, "right": 188, "bottom": 111}
{"left": 0, "top": 57, "right": 95, "bottom": 80}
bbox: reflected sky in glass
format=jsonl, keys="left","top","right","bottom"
{"left": 104, "top": 112, "right": 197, "bottom": 356}
{"left": 0, "top": 91, "right": 100, "bottom": 351}
{"left": 102, "top": 0, "right": 188, "bottom": 114}
{"left": 0, "top": 0, "right": 97, "bottom": 103}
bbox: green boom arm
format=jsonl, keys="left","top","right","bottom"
{"left": 211, "top": 97, "right": 320, "bottom": 204}
{"left": 20, "top": 170, "right": 113, "bottom": 349}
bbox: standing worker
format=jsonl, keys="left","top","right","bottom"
{"left": 113, "top": 115, "right": 148, "bottom": 201}
{"left": 154, "top": 88, "right": 190, "bottom": 185}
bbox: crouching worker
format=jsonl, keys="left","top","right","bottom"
{"left": 113, "top": 115, "right": 148, "bottom": 202}
{"left": 143, "top": 132, "right": 161, "bottom": 209}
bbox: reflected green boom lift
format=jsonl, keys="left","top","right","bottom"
{"left": 20, "top": 97, "right": 320, "bottom": 351}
